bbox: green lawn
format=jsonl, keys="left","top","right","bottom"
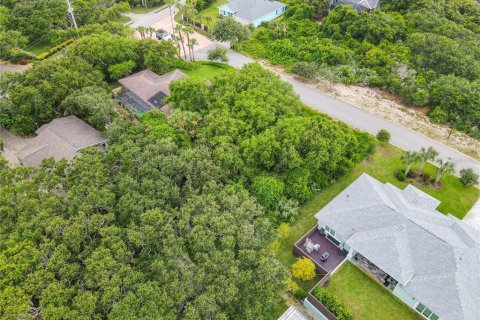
{"left": 194, "top": 0, "right": 228, "bottom": 29}
{"left": 270, "top": 143, "right": 479, "bottom": 318}
{"left": 27, "top": 41, "right": 53, "bottom": 55}
{"left": 181, "top": 63, "right": 231, "bottom": 81}
{"left": 325, "top": 263, "right": 423, "bottom": 320}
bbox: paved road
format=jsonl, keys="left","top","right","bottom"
{"left": 196, "top": 44, "right": 480, "bottom": 175}
{"left": 125, "top": 6, "right": 173, "bottom": 28}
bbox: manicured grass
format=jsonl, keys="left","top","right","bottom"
{"left": 271, "top": 143, "right": 479, "bottom": 316}
{"left": 181, "top": 63, "right": 231, "bottom": 80}
{"left": 27, "top": 41, "right": 52, "bottom": 55}
{"left": 325, "top": 263, "right": 423, "bottom": 320}
{"left": 194, "top": 0, "right": 228, "bottom": 29}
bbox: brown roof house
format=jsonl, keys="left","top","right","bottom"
{"left": 17, "top": 116, "right": 108, "bottom": 167}
{"left": 116, "top": 69, "right": 188, "bottom": 115}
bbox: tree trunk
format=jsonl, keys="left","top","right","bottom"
{"left": 417, "top": 161, "right": 426, "bottom": 174}
{"left": 177, "top": 30, "right": 188, "bottom": 60}
{"left": 434, "top": 173, "right": 442, "bottom": 185}
{"left": 404, "top": 164, "right": 411, "bottom": 176}
{"left": 185, "top": 33, "right": 192, "bottom": 62}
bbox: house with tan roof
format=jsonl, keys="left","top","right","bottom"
{"left": 17, "top": 116, "right": 107, "bottom": 167}
{"left": 116, "top": 69, "right": 188, "bottom": 115}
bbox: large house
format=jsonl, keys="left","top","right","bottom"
{"left": 17, "top": 116, "right": 107, "bottom": 167}
{"left": 308, "top": 173, "right": 480, "bottom": 320}
{"left": 116, "top": 69, "right": 188, "bottom": 115}
{"left": 218, "top": 0, "right": 287, "bottom": 28}
{"left": 331, "top": 0, "right": 380, "bottom": 12}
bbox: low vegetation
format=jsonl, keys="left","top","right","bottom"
{"left": 238, "top": 0, "right": 480, "bottom": 138}
{"left": 291, "top": 257, "right": 316, "bottom": 281}
{"left": 313, "top": 287, "right": 354, "bottom": 320}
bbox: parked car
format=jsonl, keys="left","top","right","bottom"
{"left": 320, "top": 252, "right": 330, "bottom": 261}
{"left": 156, "top": 29, "right": 172, "bottom": 41}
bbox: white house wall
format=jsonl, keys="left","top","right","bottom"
{"left": 393, "top": 284, "right": 418, "bottom": 309}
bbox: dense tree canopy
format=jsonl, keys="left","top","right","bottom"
{"left": 0, "top": 0, "right": 131, "bottom": 61}
{"left": 0, "top": 34, "right": 182, "bottom": 134}
{"left": 0, "top": 123, "right": 286, "bottom": 318}
{"left": 0, "top": 44, "right": 376, "bottom": 317}
{"left": 238, "top": 0, "right": 480, "bottom": 138}
{"left": 167, "top": 64, "right": 375, "bottom": 218}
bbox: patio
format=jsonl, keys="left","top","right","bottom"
{"left": 293, "top": 227, "right": 346, "bottom": 274}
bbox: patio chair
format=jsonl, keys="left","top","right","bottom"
{"left": 313, "top": 243, "right": 320, "bottom": 251}
{"left": 304, "top": 237, "right": 314, "bottom": 254}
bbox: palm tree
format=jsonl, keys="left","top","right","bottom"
{"left": 183, "top": 25, "right": 194, "bottom": 61}
{"left": 417, "top": 147, "right": 439, "bottom": 175}
{"left": 401, "top": 151, "right": 420, "bottom": 176}
{"left": 171, "top": 36, "right": 182, "bottom": 59}
{"left": 434, "top": 159, "right": 455, "bottom": 185}
{"left": 136, "top": 26, "right": 146, "bottom": 39}
{"left": 146, "top": 26, "right": 156, "bottom": 38}
{"left": 174, "top": 24, "right": 188, "bottom": 60}
{"left": 165, "top": 0, "right": 177, "bottom": 34}
{"left": 189, "top": 38, "right": 199, "bottom": 61}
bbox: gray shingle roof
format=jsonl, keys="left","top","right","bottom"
{"left": 315, "top": 173, "right": 480, "bottom": 320}
{"left": 343, "top": 0, "right": 380, "bottom": 9}
{"left": 277, "top": 306, "right": 308, "bottom": 320}
{"left": 17, "top": 116, "right": 107, "bottom": 167}
{"left": 220, "top": 0, "right": 286, "bottom": 22}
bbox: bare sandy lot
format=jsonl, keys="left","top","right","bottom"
{"left": 324, "top": 83, "right": 480, "bottom": 160}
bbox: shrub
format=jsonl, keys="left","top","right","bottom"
{"left": 0, "top": 138, "right": 4, "bottom": 152}
{"left": 376, "top": 129, "right": 391, "bottom": 143}
{"left": 291, "top": 257, "right": 316, "bottom": 281}
{"left": 459, "top": 168, "right": 479, "bottom": 188}
{"left": 207, "top": 46, "right": 229, "bottom": 63}
{"left": 278, "top": 223, "right": 290, "bottom": 240}
{"left": 284, "top": 278, "right": 300, "bottom": 293}
{"left": 294, "top": 287, "right": 307, "bottom": 299}
{"left": 395, "top": 170, "right": 405, "bottom": 182}
{"left": 290, "top": 61, "right": 319, "bottom": 80}
{"left": 36, "top": 39, "right": 75, "bottom": 60}
{"left": 313, "top": 287, "right": 355, "bottom": 320}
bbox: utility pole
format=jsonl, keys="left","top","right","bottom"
{"left": 65, "top": 0, "right": 78, "bottom": 29}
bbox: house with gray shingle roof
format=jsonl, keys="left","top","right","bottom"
{"left": 332, "top": 0, "right": 380, "bottom": 12}
{"left": 313, "top": 173, "right": 480, "bottom": 320}
{"left": 17, "top": 116, "right": 107, "bottom": 167}
{"left": 116, "top": 69, "right": 188, "bottom": 115}
{"left": 218, "top": 0, "right": 287, "bottom": 28}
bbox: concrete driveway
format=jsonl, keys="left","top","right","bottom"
{"left": 125, "top": 7, "right": 213, "bottom": 52}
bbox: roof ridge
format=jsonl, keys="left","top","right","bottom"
{"left": 47, "top": 125, "right": 78, "bottom": 148}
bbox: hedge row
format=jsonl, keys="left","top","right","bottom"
{"left": 36, "top": 39, "right": 75, "bottom": 60}
{"left": 313, "top": 287, "right": 355, "bottom": 320}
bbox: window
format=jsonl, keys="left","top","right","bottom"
{"left": 423, "top": 308, "right": 432, "bottom": 318}
{"left": 430, "top": 314, "right": 439, "bottom": 320}
{"left": 416, "top": 303, "right": 425, "bottom": 313}
{"left": 330, "top": 229, "right": 335, "bottom": 236}
{"left": 325, "top": 225, "right": 330, "bottom": 232}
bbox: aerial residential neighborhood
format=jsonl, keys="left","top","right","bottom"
{"left": 0, "top": 0, "right": 479, "bottom": 319}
